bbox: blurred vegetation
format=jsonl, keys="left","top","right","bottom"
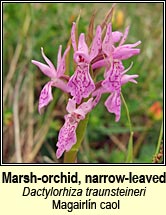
{"left": 3, "top": 3, "right": 163, "bottom": 163}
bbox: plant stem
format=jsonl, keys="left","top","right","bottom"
{"left": 121, "top": 93, "right": 133, "bottom": 163}
{"left": 154, "top": 120, "right": 163, "bottom": 155}
{"left": 121, "top": 93, "right": 132, "bottom": 133}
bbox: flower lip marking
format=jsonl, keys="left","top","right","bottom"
{"left": 56, "top": 98, "right": 93, "bottom": 158}
{"left": 67, "top": 22, "right": 102, "bottom": 104}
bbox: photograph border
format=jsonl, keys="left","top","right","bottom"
{"left": 1, "top": 0, "right": 165, "bottom": 166}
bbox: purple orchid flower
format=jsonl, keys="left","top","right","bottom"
{"left": 91, "top": 23, "right": 141, "bottom": 122}
{"left": 103, "top": 62, "right": 138, "bottom": 121}
{"left": 92, "top": 62, "right": 138, "bottom": 122}
{"left": 103, "top": 63, "right": 138, "bottom": 122}
{"left": 92, "top": 24, "right": 141, "bottom": 70}
{"left": 56, "top": 97, "right": 93, "bottom": 159}
{"left": 67, "top": 22, "right": 102, "bottom": 104}
{"left": 105, "top": 91, "right": 121, "bottom": 122}
{"left": 32, "top": 45, "right": 70, "bottom": 113}
{"left": 102, "top": 25, "right": 140, "bottom": 121}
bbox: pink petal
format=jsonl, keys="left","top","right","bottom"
{"left": 121, "top": 74, "right": 139, "bottom": 85}
{"left": 119, "top": 26, "right": 130, "bottom": 46}
{"left": 112, "top": 31, "right": 123, "bottom": 43}
{"left": 56, "top": 114, "right": 78, "bottom": 159}
{"left": 89, "top": 25, "right": 102, "bottom": 61}
{"left": 64, "top": 125, "right": 77, "bottom": 151}
{"left": 102, "top": 60, "right": 123, "bottom": 91}
{"left": 105, "top": 91, "right": 121, "bottom": 122}
{"left": 56, "top": 146, "right": 65, "bottom": 159}
{"left": 113, "top": 48, "right": 140, "bottom": 60}
{"left": 92, "top": 86, "right": 107, "bottom": 108}
{"left": 75, "top": 98, "right": 93, "bottom": 118}
{"left": 120, "top": 40, "right": 141, "bottom": 48}
{"left": 71, "top": 22, "right": 77, "bottom": 52}
{"left": 57, "top": 45, "right": 70, "bottom": 78}
{"left": 38, "top": 81, "right": 53, "bottom": 114}
{"left": 78, "top": 33, "right": 89, "bottom": 57}
{"left": 92, "top": 86, "right": 108, "bottom": 97}
{"left": 92, "top": 90, "right": 102, "bottom": 108}
{"left": 57, "top": 45, "right": 62, "bottom": 70}
{"left": 59, "top": 119, "right": 77, "bottom": 151}
{"left": 41, "top": 47, "right": 56, "bottom": 74}
{"left": 102, "top": 75, "right": 121, "bottom": 92}
{"left": 31, "top": 60, "right": 54, "bottom": 78}
{"left": 91, "top": 58, "right": 110, "bottom": 70}
{"left": 66, "top": 98, "right": 76, "bottom": 113}
{"left": 52, "top": 78, "right": 69, "bottom": 93}
{"left": 102, "top": 23, "right": 113, "bottom": 56}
